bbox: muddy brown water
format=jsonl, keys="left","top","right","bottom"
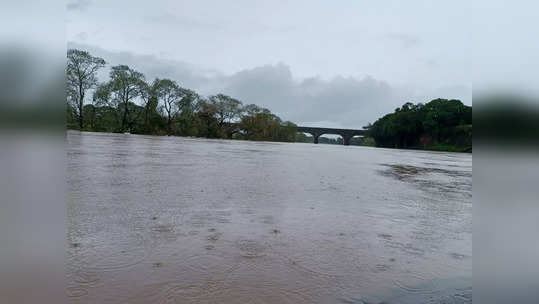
{"left": 67, "top": 131, "right": 472, "bottom": 303}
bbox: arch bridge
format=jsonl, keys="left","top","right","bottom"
{"left": 297, "top": 126, "right": 367, "bottom": 146}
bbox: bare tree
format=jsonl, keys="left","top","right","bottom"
{"left": 66, "top": 49, "right": 106, "bottom": 130}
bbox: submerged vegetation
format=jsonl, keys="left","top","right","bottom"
{"left": 66, "top": 49, "right": 471, "bottom": 151}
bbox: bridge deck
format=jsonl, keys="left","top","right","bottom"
{"left": 297, "top": 126, "right": 367, "bottom": 145}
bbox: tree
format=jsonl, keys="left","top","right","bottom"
{"left": 208, "top": 94, "right": 243, "bottom": 126}
{"left": 98, "top": 65, "right": 146, "bottom": 132}
{"left": 154, "top": 79, "right": 194, "bottom": 135}
{"left": 66, "top": 51, "right": 329, "bottom": 145}
{"left": 367, "top": 98, "right": 471, "bottom": 150}
{"left": 243, "top": 103, "right": 271, "bottom": 116}
{"left": 191, "top": 99, "right": 215, "bottom": 138}
{"left": 243, "top": 104, "right": 262, "bottom": 116}
{"left": 175, "top": 88, "right": 201, "bottom": 136}
{"left": 138, "top": 80, "right": 159, "bottom": 133}
{"left": 66, "top": 49, "right": 106, "bottom": 130}
{"left": 239, "top": 107, "right": 297, "bottom": 142}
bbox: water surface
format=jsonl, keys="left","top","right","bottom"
{"left": 67, "top": 131, "right": 472, "bottom": 303}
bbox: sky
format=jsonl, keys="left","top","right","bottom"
{"left": 66, "top": 0, "right": 477, "bottom": 128}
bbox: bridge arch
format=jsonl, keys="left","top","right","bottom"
{"left": 297, "top": 126, "right": 366, "bottom": 146}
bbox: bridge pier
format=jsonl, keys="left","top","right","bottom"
{"left": 297, "top": 126, "right": 366, "bottom": 146}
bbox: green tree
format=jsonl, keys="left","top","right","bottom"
{"left": 175, "top": 89, "right": 201, "bottom": 136}
{"left": 195, "top": 99, "right": 220, "bottom": 138}
{"left": 66, "top": 49, "right": 106, "bottom": 130}
{"left": 239, "top": 107, "right": 297, "bottom": 142}
{"left": 138, "top": 80, "right": 156, "bottom": 133}
{"left": 153, "top": 79, "right": 182, "bottom": 135}
{"left": 209, "top": 94, "right": 243, "bottom": 127}
{"left": 96, "top": 65, "right": 146, "bottom": 132}
{"left": 65, "top": 50, "right": 310, "bottom": 145}
{"left": 368, "top": 98, "right": 471, "bottom": 150}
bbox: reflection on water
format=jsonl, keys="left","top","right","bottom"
{"left": 67, "top": 131, "right": 472, "bottom": 303}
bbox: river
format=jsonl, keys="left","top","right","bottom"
{"left": 67, "top": 131, "right": 472, "bottom": 303}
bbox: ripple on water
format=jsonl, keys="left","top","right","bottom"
{"left": 79, "top": 242, "right": 151, "bottom": 273}
{"left": 392, "top": 273, "right": 439, "bottom": 294}
{"left": 184, "top": 254, "right": 239, "bottom": 275}
{"left": 161, "top": 283, "right": 221, "bottom": 304}
{"left": 151, "top": 223, "right": 178, "bottom": 241}
{"left": 72, "top": 270, "right": 101, "bottom": 286}
{"left": 122, "top": 280, "right": 224, "bottom": 304}
{"left": 151, "top": 224, "right": 174, "bottom": 233}
{"left": 236, "top": 239, "right": 267, "bottom": 258}
{"left": 67, "top": 132, "right": 472, "bottom": 304}
{"left": 450, "top": 252, "right": 469, "bottom": 260}
{"left": 277, "top": 245, "right": 364, "bottom": 279}
{"left": 207, "top": 284, "right": 314, "bottom": 304}
{"left": 371, "top": 264, "right": 391, "bottom": 273}
{"left": 67, "top": 286, "right": 88, "bottom": 298}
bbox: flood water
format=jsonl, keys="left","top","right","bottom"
{"left": 67, "top": 131, "right": 472, "bottom": 303}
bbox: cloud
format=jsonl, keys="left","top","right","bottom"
{"left": 66, "top": 0, "right": 92, "bottom": 12}
{"left": 67, "top": 42, "right": 221, "bottom": 92}
{"left": 75, "top": 32, "right": 88, "bottom": 41}
{"left": 144, "top": 13, "right": 222, "bottom": 31}
{"left": 67, "top": 42, "right": 470, "bottom": 128}
{"left": 384, "top": 33, "right": 421, "bottom": 48}
{"left": 143, "top": 12, "right": 296, "bottom": 36}
{"left": 220, "top": 65, "right": 400, "bottom": 128}
{"left": 428, "top": 84, "right": 472, "bottom": 104}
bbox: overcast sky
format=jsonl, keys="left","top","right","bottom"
{"left": 66, "top": 0, "right": 476, "bottom": 128}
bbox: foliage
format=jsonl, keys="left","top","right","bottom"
{"left": 367, "top": 99, "right": 472, "bottom": 150}
{"left": 208, "top": 94, "right": 244, "bottom": 126}
{"left": 67, "top": 49, "right": 298, "bottom": 142}
{"left": 238, "top": 105, "right": 297, "bottom": 142}
{"left": 153, "top": 78, "right": 187, "bottom": 135}
{"left": 66, "top": 49, "right": 106, "bottom": 130}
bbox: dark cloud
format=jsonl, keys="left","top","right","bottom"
{"left": 67, "top": 42, "right": 470, "bottom": 128}
{"left": 67, "top": 1, "right": 474, "bottom": 104}
{"left": 220, "top": 65, "right": 400, "bottom": 127}
{"left": 66, "top": 0, "right": 92, "bottom": 11}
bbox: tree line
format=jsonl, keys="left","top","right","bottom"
{"left": 366, "top": 98, "right": 472, "bottom": 151}
{"left": 66, "top": 49, "right": 472, "bottom": 151}
{"left": 66, "top": 49, "right": 299, "bottom": 142}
